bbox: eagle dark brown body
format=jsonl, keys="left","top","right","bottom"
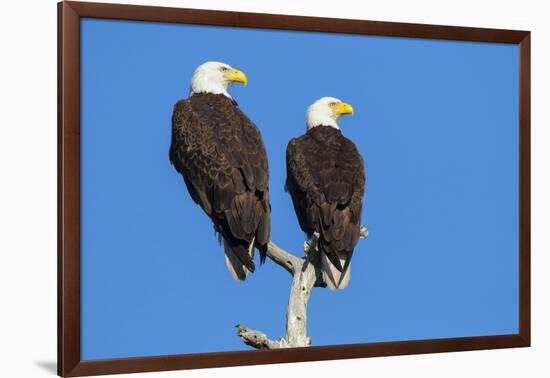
{"left": 286, "top": 126, "right": 365, "bottom": 289}
{"left": 170, "top": 92, "right": 271, "bottom": 280}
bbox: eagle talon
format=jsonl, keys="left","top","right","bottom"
{"left": 304, "top": 232, "right": 320, "bottom": 254}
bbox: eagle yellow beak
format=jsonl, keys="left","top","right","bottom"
{"left": 226, "top": 68, "right": 248, "bottom": 85}
{"left": 334, "top": 102, "right": 354, "bottom": 116}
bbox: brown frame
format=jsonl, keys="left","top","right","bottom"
{"left": 58, "top": 1, "right": 531, "bottom": 376}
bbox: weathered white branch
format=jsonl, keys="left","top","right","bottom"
{"left": 266, "top": 241, "right": 301, "bottom": 275}
{"left": 284, "top": 258, "right": 316, "bottom": 347}
{"left": 235, "top": 324, "right": 286, "bottom": 349}
{"left": 236, "top": 226, "right": 368, "bottom": 349}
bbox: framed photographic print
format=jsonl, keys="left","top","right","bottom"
{"left": 58, "top": 1, "right": 530, "bottom": 376}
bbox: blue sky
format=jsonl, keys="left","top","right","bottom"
{"left": 81, "top": 18, "right": 519, "bottom": 360}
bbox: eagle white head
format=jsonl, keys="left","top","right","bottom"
{"left": 306, "top": 97, "right": 355, "bottom": 130}
{"left": 190, "top": 61, "right": 248, "bottom": 99}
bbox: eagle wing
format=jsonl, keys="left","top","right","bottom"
{"left": 170, "top": 96, "right": 270, "bottom": 279}
{"left": 207, "top": 99, "right": 271, "bottom": 252}
{"left": 286, "top": 129, "right": 365, "bottom": 288}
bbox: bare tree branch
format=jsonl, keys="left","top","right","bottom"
{"left": 236, "top": 226, "right": 368, "bottom": 349}
{"left": 266, "top": 241, "right": 301, "bottom": 275}
{"left": 235, "top": 324, "right": 286, "bottom": 349}
{"left": 284, "top": 258, "right": 316, "bottom": 347}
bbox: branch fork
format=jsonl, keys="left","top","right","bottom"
{"left": 236, "top": 226, "right": 368, "bottom": 349}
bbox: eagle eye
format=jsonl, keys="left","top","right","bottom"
{"left": 220, "top": 66, "right": 230, "bottom": 72}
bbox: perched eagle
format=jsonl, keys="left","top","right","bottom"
{"left": 169, "top": 61, "right": 271, "bottom": 281}
{"left": 286, "top": 97, "right": 365, "bottom": 290}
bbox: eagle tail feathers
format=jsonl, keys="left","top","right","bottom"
{"left": 248, "top": 236, "right": 256, "bottom": 261}
{"left": 258, "top": 244, "right": 267, "bottom": 265}
{"left": 321, "top": 252, "right": 351, "bottom": 290}
{"left": 222, "top": 236, "right": 258, "bottom": 281}
{"left": 223, "top": 241, "right": 250, "bottom": 281}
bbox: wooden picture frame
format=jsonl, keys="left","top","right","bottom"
{"left": 58, "top": 1, "right": 531, "bottom": 376}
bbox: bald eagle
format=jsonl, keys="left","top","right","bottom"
{"left": 286, "top": 97, "right": 365, "bottom": 290}
{"left": 170, "top": 61, "right": 271, "bottom": 281}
